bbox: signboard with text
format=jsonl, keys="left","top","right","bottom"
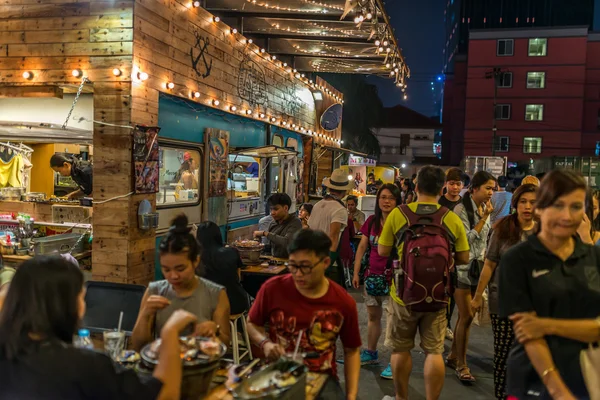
{"left": 349, "top": 156, "right": 376, "bottom": 167}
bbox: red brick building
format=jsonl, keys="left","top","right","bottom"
{"left": 443, "top": 26, "right": 600, "bottom": 165}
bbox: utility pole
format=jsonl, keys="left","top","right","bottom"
{"left": 485, "top": 67, "right": 505, "bottom": 156}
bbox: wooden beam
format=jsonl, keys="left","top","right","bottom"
{"left": 0, "top": 85, "right": 63, "bottom": 98}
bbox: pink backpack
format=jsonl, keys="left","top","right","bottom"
{"left": 396, "top": 204, "right": 454, "bottom": 312}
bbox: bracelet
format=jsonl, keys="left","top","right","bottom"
{"left": 541, "top": 367, "right": 556, "bottom": 382}
{"left": 258, "top": 337, "right": 271, "bottom": 350}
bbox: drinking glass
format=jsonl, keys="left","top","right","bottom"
{"left": 103, "top": 330, "right": 126, "bottom": 360}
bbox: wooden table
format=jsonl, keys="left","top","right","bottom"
{"left": 239, "top": 256, "right": 288, "bottom": 298}
{"left": 3, "top": 250, "right": 92, "bottom": 266}
{"left": 205, "top": 372, "right": 329, "bottom": 400}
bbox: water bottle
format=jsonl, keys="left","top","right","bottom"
{"left": 74, "top": 329, "right": 94, "bottom": 350}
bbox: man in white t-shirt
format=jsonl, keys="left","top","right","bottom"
{"left": 308, "top": 168, "right": 354, "bottom": 286}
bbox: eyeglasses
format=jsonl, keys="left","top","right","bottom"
{"left": 286, "top": 257, "right": 326, "bottom": 275}
{"left": 380, "top": 196, "right": 396, "bottom": 201}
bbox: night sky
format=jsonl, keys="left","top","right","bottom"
{"left": 367, "top": 0, "right": 446, "bottom": 117}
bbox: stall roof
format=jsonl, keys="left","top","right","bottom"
{"left": 207, "top": 0, "right": 409, "bottom": 82}
{"left": 232, "top": 145, "right": 298, "bottom": 158}
{"left": 0, "top": 121, "right": 92, "bottom": 144}
{"left": 319, "top": 144, "right": 369, "bottom": 158}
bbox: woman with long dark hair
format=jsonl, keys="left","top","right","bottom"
{"left": 400, "top": 179, "right": 415, "bottom": 204}
{"left": 577, "top": 189, "right": 600, "bottom": 245}
{"left": 447, "top": 170, "right": 496, "bottom": 383}
{"left": 132, "top": 215, "right": 231, "bottom": 351}
{"left": 0, "top": 256, "right": 194, "bottom": 399}
{"left": 471, "top": 184, "right": 538, "bottom": 399}
{"left": 350, "top": 183, "right": 402, "bottom": 379}
{"left": 196, "top": 221, "right": 249, "bottom": 315}
{"left": 499, "top": 169, "right": 600, "bottom": 400}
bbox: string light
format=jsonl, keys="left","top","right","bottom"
{"left": 259, "top": 113, "right": 266, "bottom": 119}
{"left": 244, "top": 109, "right": 252, "bottom": 115}
{"left": 112, "top": 68, "right": 122, "bottom": 76}
{"left": 72, "top": 69, "right": 82, "bottom": 78}
{"left": 229, "top": 105, "right": 237, "bottom": 112}
{"left": 22, "top": 71, "right": 33, "bottom": 79}
{"left": 193, "top": 91, "right": 201, "bottom": 98}
{"left": 270, "top": 117, "right": 277, "bottom": 122}
{"left": 192, "top": 1, "right": 200, "bottom": 7}
{"left": 137, "top": 71, "right": 149, "bottom": 81}
{"left": 212, "top": 16, "right": 220, "bottom": 22}
{"left": 212, "top": 99, "right": 220, "bottom": 106}
{"left": 230, "top": 28, "right": 237, "bottom": 34}
{"left": 166, "top": 82, "right": 175, "bottom": 89}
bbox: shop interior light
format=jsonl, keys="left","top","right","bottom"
{"left": 230, "top": 28, "right": 237, "bottom": 34}
{"left": 212, "top": 16, "right": 220, "bottom": 22}
{"left": 112, "top": 68, "right": 122, "bottom": 77}
{"left": 166, "top": 82, "right": 175, "bottom": 89}
{"left": 72, "top": 69, "right": 82, "bottom": 78}
{"left": 212, "top": 99, "right": 220, "bottom": 106}
{"left": 401, "top": 163, "right": 407, "bottom": 168}
{"left": 22, "top": 71, "right": 33, "bottom": 79}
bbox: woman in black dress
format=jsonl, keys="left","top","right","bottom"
{"left": 499, "top": 169, "right": 600, "bottom": 400}
{"left": 0, "top": 256, "right": 196, "bottom": 400}
{"left": 197, "top": 221, "right": 250, "bottom": 315}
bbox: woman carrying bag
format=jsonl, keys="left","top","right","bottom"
{"left": 498, "top": 169, "right": 600, "bottom": 400}
{"left": 350, "top": 184, "right": 401, "bottom": 379}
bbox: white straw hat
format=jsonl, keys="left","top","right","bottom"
{"left": 323, "top": 168, "right": 354, "bottom": 191}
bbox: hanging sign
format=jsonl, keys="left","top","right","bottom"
{"left": 349, "top": 155, "right": 376, "bottom": 167}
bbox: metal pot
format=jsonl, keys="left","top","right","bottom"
{"left": 232, "top": 242, "right": 265, "bottom": 266}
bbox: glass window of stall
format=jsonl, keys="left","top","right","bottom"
{"left": 157, "top": 146, "right": 201, "bottom": 207}
{"left": 268, "top": 135, "right": 284, "bottom": 193}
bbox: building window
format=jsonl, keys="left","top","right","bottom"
{"left": 497, "top": 39, "right": 514, "bottom": 56}
{"left": 523, "top": 137, "right": 542, "bottom": 154}
{"left": 495, "top": 136, "right": 509, "bottom": 152}
{"left": 525, "top": 104, "right": 544, "bottom": 121}
{"left": 498, "top": 72, "right": 513, "bottom": 88}
{"left": 495, "top": 104, "right": 511, "bottom": 120}
{"left": 528, "top": 38, "right": 547, "bottom": 56}
{"left": 157, "top": 146, "right": 201, "bottom": 207}
{"left": 527, "top": 72, "right": 546, "bottom": 89}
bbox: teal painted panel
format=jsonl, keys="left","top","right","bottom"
{"left": 157, "top": 93, "right": 266, "bottom": 147}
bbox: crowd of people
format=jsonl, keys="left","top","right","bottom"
{"left": 1, "top": 165, "right": 600, "bottom": 400}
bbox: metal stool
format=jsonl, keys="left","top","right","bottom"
{"left": 229, "top": 312, "right": 253, "bottom": 364}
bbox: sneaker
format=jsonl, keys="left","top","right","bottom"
{"left": 380, "top": 363, "right": 393, "bottom": 380}
{"left": 360, "top": 349, "right": 379, "bottom": 365}
{"left": 445, "top": 327, "right": 454, "bottom": 341}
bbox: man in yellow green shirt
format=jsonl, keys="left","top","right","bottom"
{"left": 378, "top": 165, "right": 470, "bottom": 400}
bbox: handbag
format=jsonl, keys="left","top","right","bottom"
{"left": 468, "top": 259, "right": 484, "bottom": 283}
{"left": 364, "top": 272, "right": 390, "bottom": 297}
{"left": 580, "top": 319, "right": 600, "bottom": 400}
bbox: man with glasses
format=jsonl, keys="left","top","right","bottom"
{"left": 246, "top": 229, "right": 361, "bottom": 399}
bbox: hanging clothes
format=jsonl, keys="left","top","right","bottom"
{"left": 0, "top": 147, "right": 16, "bottom": 163}
{"left": 0, "top": 154, "right": 24, "bottom": 188}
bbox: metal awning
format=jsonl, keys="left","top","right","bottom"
{"left": 207, "top": 0, "right": 409, "bottom": 83}
{"left": 232, "top": 145, "right": 298, "bottom": 158}
{"left": 0, "top": 121, "right": 92, "bottom": 144}
{"left": 318, "top": 144, "right": 368, "bottom": 157}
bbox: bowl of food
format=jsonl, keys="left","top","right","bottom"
{"left": 231, "top": 240, "right": 265, "bottom": 266}
{"left": 140, "top": 336, "right": 226, "bottom": 399}
{"left": 230, "top": 359, "right": 307, "bottom": 400}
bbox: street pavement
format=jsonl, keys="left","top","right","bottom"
{"left": 336, "top": 288, "right": 496, "bottom": 400}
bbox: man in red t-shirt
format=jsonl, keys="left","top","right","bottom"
{"left": 247, "top": 229, "right": 361, "bottom": 399}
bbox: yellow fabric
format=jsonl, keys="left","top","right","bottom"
{"left": 0, "top": 154, "right": 23, "bottom": 188}
{"left": 378, "top": 202, "right": 470, "bottom": 305}
{"left": 0, "top": 267, "right": 16, "bottom": 287}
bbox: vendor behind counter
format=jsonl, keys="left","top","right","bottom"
{"left": 50, "top": 155, "right": 92, "bottom": 199}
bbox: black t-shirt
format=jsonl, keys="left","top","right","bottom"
{"left": 438, "top": 195, "right": 462, "bottom": 211}
{"left": 202, "top": 247, "right": 250, "bottom": 315}
{"left": 0, "top": 341, "right": 162, "bottom": 400}
{"left": 71, "top": 159, "right": 93, "bottom": 195}
{"left": 499, "top": 235, "right": 600, "bottom": 399}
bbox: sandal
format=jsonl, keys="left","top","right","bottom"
{"left": 445, "top": 357, "right": 458, "bottom": 370}
{"left": 455, "top": 366, "right": 476, "bottom": 384}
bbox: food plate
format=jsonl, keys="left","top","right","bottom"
{"left": 230, "top": 360, "right": 307, "bottom": 399}
{"left": 141, "top": 336, "right": 226, "bottom": 367}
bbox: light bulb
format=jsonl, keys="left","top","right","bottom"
{"left": 229, "top": 105, "right": 237, "bottom": 111}
{"left": 72, "top": 69, "right": 82, "bottom": 77}
{"left": 260, "top": 48, "right": 266, "bottom": 53}
{"left": 259, "top": 113, "right": 265, "bottom": 118}
{"left": 212, "top": 16, "right": 220, "bottom": 22}
{"left": 271, "top": 55, "right": 276, "bottom": 60}
{"left": 230, "top": 28, "right": 237, "bottom": 34}
{"left": 166, "top": 82, "right": 175, "bottom": 89}
{"left": 193, "top": 1, "right": 200, "bottom": 7}
{"left": 138, "top": 71, "right": 149, "bottom": 81}
{"left": 383, "top": 40, "right": 389, "bottom": 46}
{"left": 386, "top": 48, "right": 391, "bottom": 53}
{"left": 348, "top": 175, "right": 353, "bottom": 180}
{"left": 283, "top": 62, "right": 287, "bottom": 67}
{"left": 293, "top": 69, "right": 297, "bottom": 73}
{"left": 378, "top": 47, "right": 384, "bottom": 52}
{"left": 271, "top": 117, "right": 277, "bottom": 122}
{"left": 112, "top": 68, "right": 122, "bottom": 76}
{"left": 193, "top": 91, "right": 201, "bottom": 98}
{"left": 212, "top": 99, "right": 220, "bottom": 106}
{"left": 375, "top": 40, "right": 381, "bottom": 46}
{"left": 22, "top": 71, "right": 32, "bottom": 79}
{"left": 366, "top": 12, "right": 373, "bottom": 19}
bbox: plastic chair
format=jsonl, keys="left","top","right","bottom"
{"left": 229, "top": 312, "right": 253, "bottom": 364}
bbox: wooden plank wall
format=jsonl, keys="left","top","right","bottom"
{"left": 131, "top": 0, "right": 320, "bottom": 131}
{"left": 0, "top": 0, "right": 156, "bottom": 285}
